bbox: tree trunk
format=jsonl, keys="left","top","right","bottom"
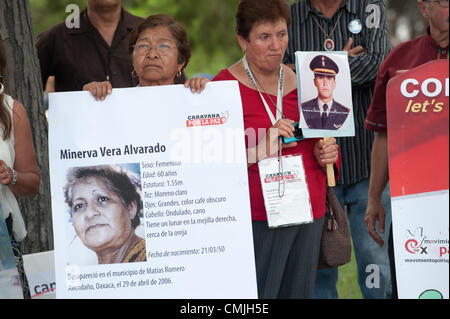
{"left": 0, "top": 0, "right": 53, "bottom": 254}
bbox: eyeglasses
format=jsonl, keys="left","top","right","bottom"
{"left": 132, "top": 42, "right": 176, "bottom": 56}
{"left": 424, "top": 0, "right": 449, "bottom": 8}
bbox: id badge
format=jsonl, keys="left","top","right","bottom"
{"left": 258, "top": 155, "right": 314, "bottom": 228}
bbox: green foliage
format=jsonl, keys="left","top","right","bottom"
{"left": 31, "top": 0, "right": 85, "bottom": 35}
{"left": 30, "top": 0, "right": 243, "bottom": 77}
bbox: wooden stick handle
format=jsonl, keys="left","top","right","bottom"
{"left": 323, "top": 137, "right": 336, "bottom": 187}
{"left": 326, "top": 163, "right": 335, "bottom": 187}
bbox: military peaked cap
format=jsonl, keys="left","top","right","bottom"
{"left": 310, "top": 55, "right": 339, "bottom": 76}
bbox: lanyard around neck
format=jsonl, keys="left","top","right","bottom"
{"left": 242, "top": 55, "right": 284, "bottom": 125}
{"left": 243, "top": 55, "right": 287, "bottom": 197}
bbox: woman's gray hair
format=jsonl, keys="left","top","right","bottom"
{"left": 64, "top": 164, "right": 143, "bottom": 229}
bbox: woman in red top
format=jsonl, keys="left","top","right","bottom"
{"left": 213, "top": 0, "right": 340, "bottom": 299}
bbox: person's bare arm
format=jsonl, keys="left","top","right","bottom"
{"left": 0, "top": 100, "right": 40, "bottom": 198}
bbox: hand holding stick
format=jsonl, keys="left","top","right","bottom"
{"left": 314, "top": 137, "right": 338, "bottom": 187}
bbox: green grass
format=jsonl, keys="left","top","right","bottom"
{"left": 337, "top": 240, "right": 363, "bottom": 299}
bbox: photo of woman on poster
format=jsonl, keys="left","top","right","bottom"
{"left": 63, "top": 164, "right": 146, "bottom": 265}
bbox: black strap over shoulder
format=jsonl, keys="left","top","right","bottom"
{"left": 5, "top": 213, "right": 13, "bottom": 235}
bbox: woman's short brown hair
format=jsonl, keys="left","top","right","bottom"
{"left": 236, "top": 0, "right": 291, "bottom": 40}
{"left": 128, "top": 14, "right": 191, "bottom": 71}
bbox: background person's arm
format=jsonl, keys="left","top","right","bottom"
{"left": 347, "top": 0, "right": 391, "bottom": 88}
{"left": 365, "top": 131, "right": 389, "bottom": 247}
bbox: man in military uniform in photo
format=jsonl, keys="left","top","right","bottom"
{"left": 301, "top": 55, "right": 350, "bottom": 130}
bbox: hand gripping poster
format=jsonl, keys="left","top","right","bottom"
{"left": 386, "top": 59, "right": 449, "bottom": 299}
{"left": 48, "top": 82, "right": 257, "bottom": 299}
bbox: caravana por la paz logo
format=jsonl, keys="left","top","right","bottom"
{"left": 186, "top": 111, "right": 229, "bottom": 127}
{"left": 264, "top": 171, "right": 298, "bottom": 184}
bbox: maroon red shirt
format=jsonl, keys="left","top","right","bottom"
{"left": 213, "top": 69, "right": 341, "bottom": 221}
{"left": 365, "top": 28, "right": 449, "bottom": 132}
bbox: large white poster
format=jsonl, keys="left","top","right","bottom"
{"left": 48, "top": 81, "right": 257, "bottom": 299}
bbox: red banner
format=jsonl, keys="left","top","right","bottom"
{"left": 386, "top": 59, "right": 449, "bottom": 198}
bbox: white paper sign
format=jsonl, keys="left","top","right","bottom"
{"left": 258, "top": 155, "right": 313, "bottom": 228}
{"left": 23, "top": 250, "right": 56, "bottom": 299}
{"left": 48, "top": 82, "right": 257, "bottom": 299}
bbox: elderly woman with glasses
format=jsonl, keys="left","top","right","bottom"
{"left": 83, "top": 14, "right": 208, "bottom": 99}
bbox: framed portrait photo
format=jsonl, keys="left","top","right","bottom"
{"left": 295, "top": 51, "right": 355, "bottom": 138}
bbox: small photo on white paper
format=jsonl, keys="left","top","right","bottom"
{"left": 63, "top": 163, "right": 146, "bottom": 266}
{"left": 295, "top": 51, "right": 355, "bottom": 138}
